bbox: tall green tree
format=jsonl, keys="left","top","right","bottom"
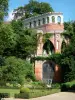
{"left": 0, "top": 0, "right": 9, "bottom": 21}
{"left": 13, "top": 0, "right": 54, "bottom": 19}
{"left": 4, "top": 20, "right": 37, "bottom": 59}
{"left": 61, "top": 21, "right": 75, "bottom": 82}
{"left": 0, "top": 23, "right": 17, "bottom": 55}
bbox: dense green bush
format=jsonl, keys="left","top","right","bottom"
{"left": 15, "top": 93, "right": 29, "bottom": 99}
{"left": 15, "top": 87, "right": 30, "bottom": 99}
{"left": 52, "top": 83, "right": 60, "bottom": 89}
{"left": 0, "top": 93, "right": 10, "bottom": 99}
{"left": 31, "top": 81, "right": 47, "bottom": 89}
{"left": 0, "top": 56, "right": 35, "bottom": 85}
{"left": 61, "top": 80, "right": 75, "bottom": 91}
{"left": 20, "top": 87, "right": 30, "bottom": 93}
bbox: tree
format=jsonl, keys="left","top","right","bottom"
{"left": 0, "top": 56, "right": 35, "bottom": 84}
{"left": 61, "top": 21, "right": 75, "bottom": 82}
{"left": 4, "top": 20, "right": 37, "bottom": 59}
{"left": 0, "top": 23, "right": 17, "bottom": 55}
{"left": 0, "top": 0, "right": 8, "bottom": 21}
{"left": 13, "top": 0, "right": 54, "bottom": 19}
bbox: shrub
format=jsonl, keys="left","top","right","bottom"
{"left": 15, "top": 87, "right": 30, "bottom": 99}
{"left": 61, "top": 83, "right": 70, "bottom": 91}
{"left": 20, "top": 87, "right": 30, "bottom": 93}
{"left": 0, "top": 56, "right": 35, "bottom": 85}
{"left": 71, "top": 84, "right": 75, "bottom": 90}
{"left": 61, "top": 80, "right": 75, "bottom": 91}
{"left": 0, "top": 93, "right": 10, "bottom": 99}
{"left": 31, "top": 81, "right": 47, "bottom": 89}
{"left": 52, "top": 83, "right": 60, "bottom": 89}
{"left": 0, "top": 80, "right": 6, "bottom": 86}
{"left": 15, "top": 93, "right": 29, "bottom": 99}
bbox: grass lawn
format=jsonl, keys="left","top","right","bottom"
{"left": 0, "top": 88, "right": 20, "bottom": 97}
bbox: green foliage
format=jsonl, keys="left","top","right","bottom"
{"left": 29, "top": 88, "right": 60, "bottom": 98}
{"left": 0, "top": 88, "right": 19, "bottom": 97}
{"left": 20, "top": 87, "right": 30, "bottom": 93}
{"left": 52, "top": 83, "right": 60, "bottom": 89}
{"left": 60, "top": 21, "right": 75, "bottom": 82}
{"left": 0, "top": 23, "right": 17, "bottom": 55}
{"left": 43, "top": 33, "right": 53, "bottom": 43}
{"left": 15, "top": 87, "right": 30, "bottom": 99}
{"left": 0, "top": 93, "right": 10, "bottom": 99}
{"left": 15, "top": 88, "right": 60, "bottom": 99}
{"left": 33, "top": 53, "right": 61, "bottom": 64}
{"left": 13, "top": 0, "right": 54, "bottom": 19}
{"left": 31, "top": 81, "right": 47, "bottom": 89}
{"left": 61, "top": 80, "right": 75, "bottom": 91}
{"left": 0, "top": 56, "right": 35, "bottom": 84}
{"left": 15, "top": 93, "right": 29, "bottom": 99}
{"left": 0, "top": 55, "right": 5, "bottom": 66}
{"left": 0, "top": 0, "right": 8, "bottom": 21}
{"left": 10, "top": 20, "right": 37, "bottom": 59}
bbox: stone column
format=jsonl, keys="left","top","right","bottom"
{"left": 36, "top": 20, "right": 38, "bottom": 27}
{"left": 61, "top": 16, "right": 63, "bottom": 24}
{"left": 40, "top": 19, "right": 43, "bottom": 25}
{"left": 31, "top": 21, "right": 34, "bottom": 28}
{"left": 45, "top": 17, "right": 47, "bottom": 24}
{"left": 49, "top": 16, "right": 52, "bottom": 23}
{"left": 55, "top": 16, "right": 58, "bottom": 24}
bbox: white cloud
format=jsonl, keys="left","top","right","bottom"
{"left": 6, "top": 10, "right": 14, "bottom": 21}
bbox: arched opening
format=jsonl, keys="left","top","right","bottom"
{"left": 47, "top": 17, "right": 49, "bottom": 23}
{"left": 42, "top": 61, "right": 55, "bottom": 84}
{"left": 43, "top": 40, "right": 55, "bottom": 55}
{"left": 61, "top": 40, "right": 66, "bottom": 53}
{"left": 57, "top": 16, "right": 61, "bottom": 24}
{"left": 43, "top": 18, "right": 45, "bottom": 24}
{"left": 52, "top": 16, "right": 55, "bottom": 23}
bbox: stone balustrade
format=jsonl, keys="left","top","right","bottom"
{"left": 24, "top": 12, "right": 64, "bottom": 28}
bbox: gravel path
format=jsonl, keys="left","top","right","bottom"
{"left": 2, "top": 92, "right": 75, "bottom": 100}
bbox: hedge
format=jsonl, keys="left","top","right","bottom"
{"left": 0, "top": 93, "right": 10, "bottom": 99}
{"left": 61, "top": 80, "right": 75, "bottom": 91}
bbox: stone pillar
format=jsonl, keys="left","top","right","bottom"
{"left": 36, "top": 20, "right": 38, "bottom": 27}
{"left": 37, "top": 42, "right": 43, "bottom": 55}
{"left": 45, "top": 17, "right": 47, "bottom": 24}
{"left": 55, "top": 16, "right": 58, "bottom": 24}
{"left": 40, "top": 19, "right": 43, "bottom": 25}
{"left": 61, "top": 16, "right": 63, "bottom": 24}
{"left": 35, "top": 61, "right": 43, "bottom": 80}
{"left": 53, "top": 64, "right": 62, "bottom": 82}
{"left": 49, "top": 16, "right": 52, "bottom": 23}
{"left": 31, "top": 21, "right": 34, "bottom": 28}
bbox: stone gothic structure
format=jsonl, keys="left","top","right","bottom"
{"left": 24, "top": 12, "right": 64, "bottom": 83}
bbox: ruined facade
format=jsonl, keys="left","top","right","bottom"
{"left": 24, "top": 12, "right": 64, "bottom": 83}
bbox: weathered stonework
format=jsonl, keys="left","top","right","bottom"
{"left": 24, "top": 12, "right": 64, "bottom": 83}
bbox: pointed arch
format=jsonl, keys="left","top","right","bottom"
{"left": 43, "top": 40, "right": 55, "bottom": 55}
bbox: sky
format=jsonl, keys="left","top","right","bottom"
{"left": 6, "top": 0, "right": 75, "bottom": 22}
